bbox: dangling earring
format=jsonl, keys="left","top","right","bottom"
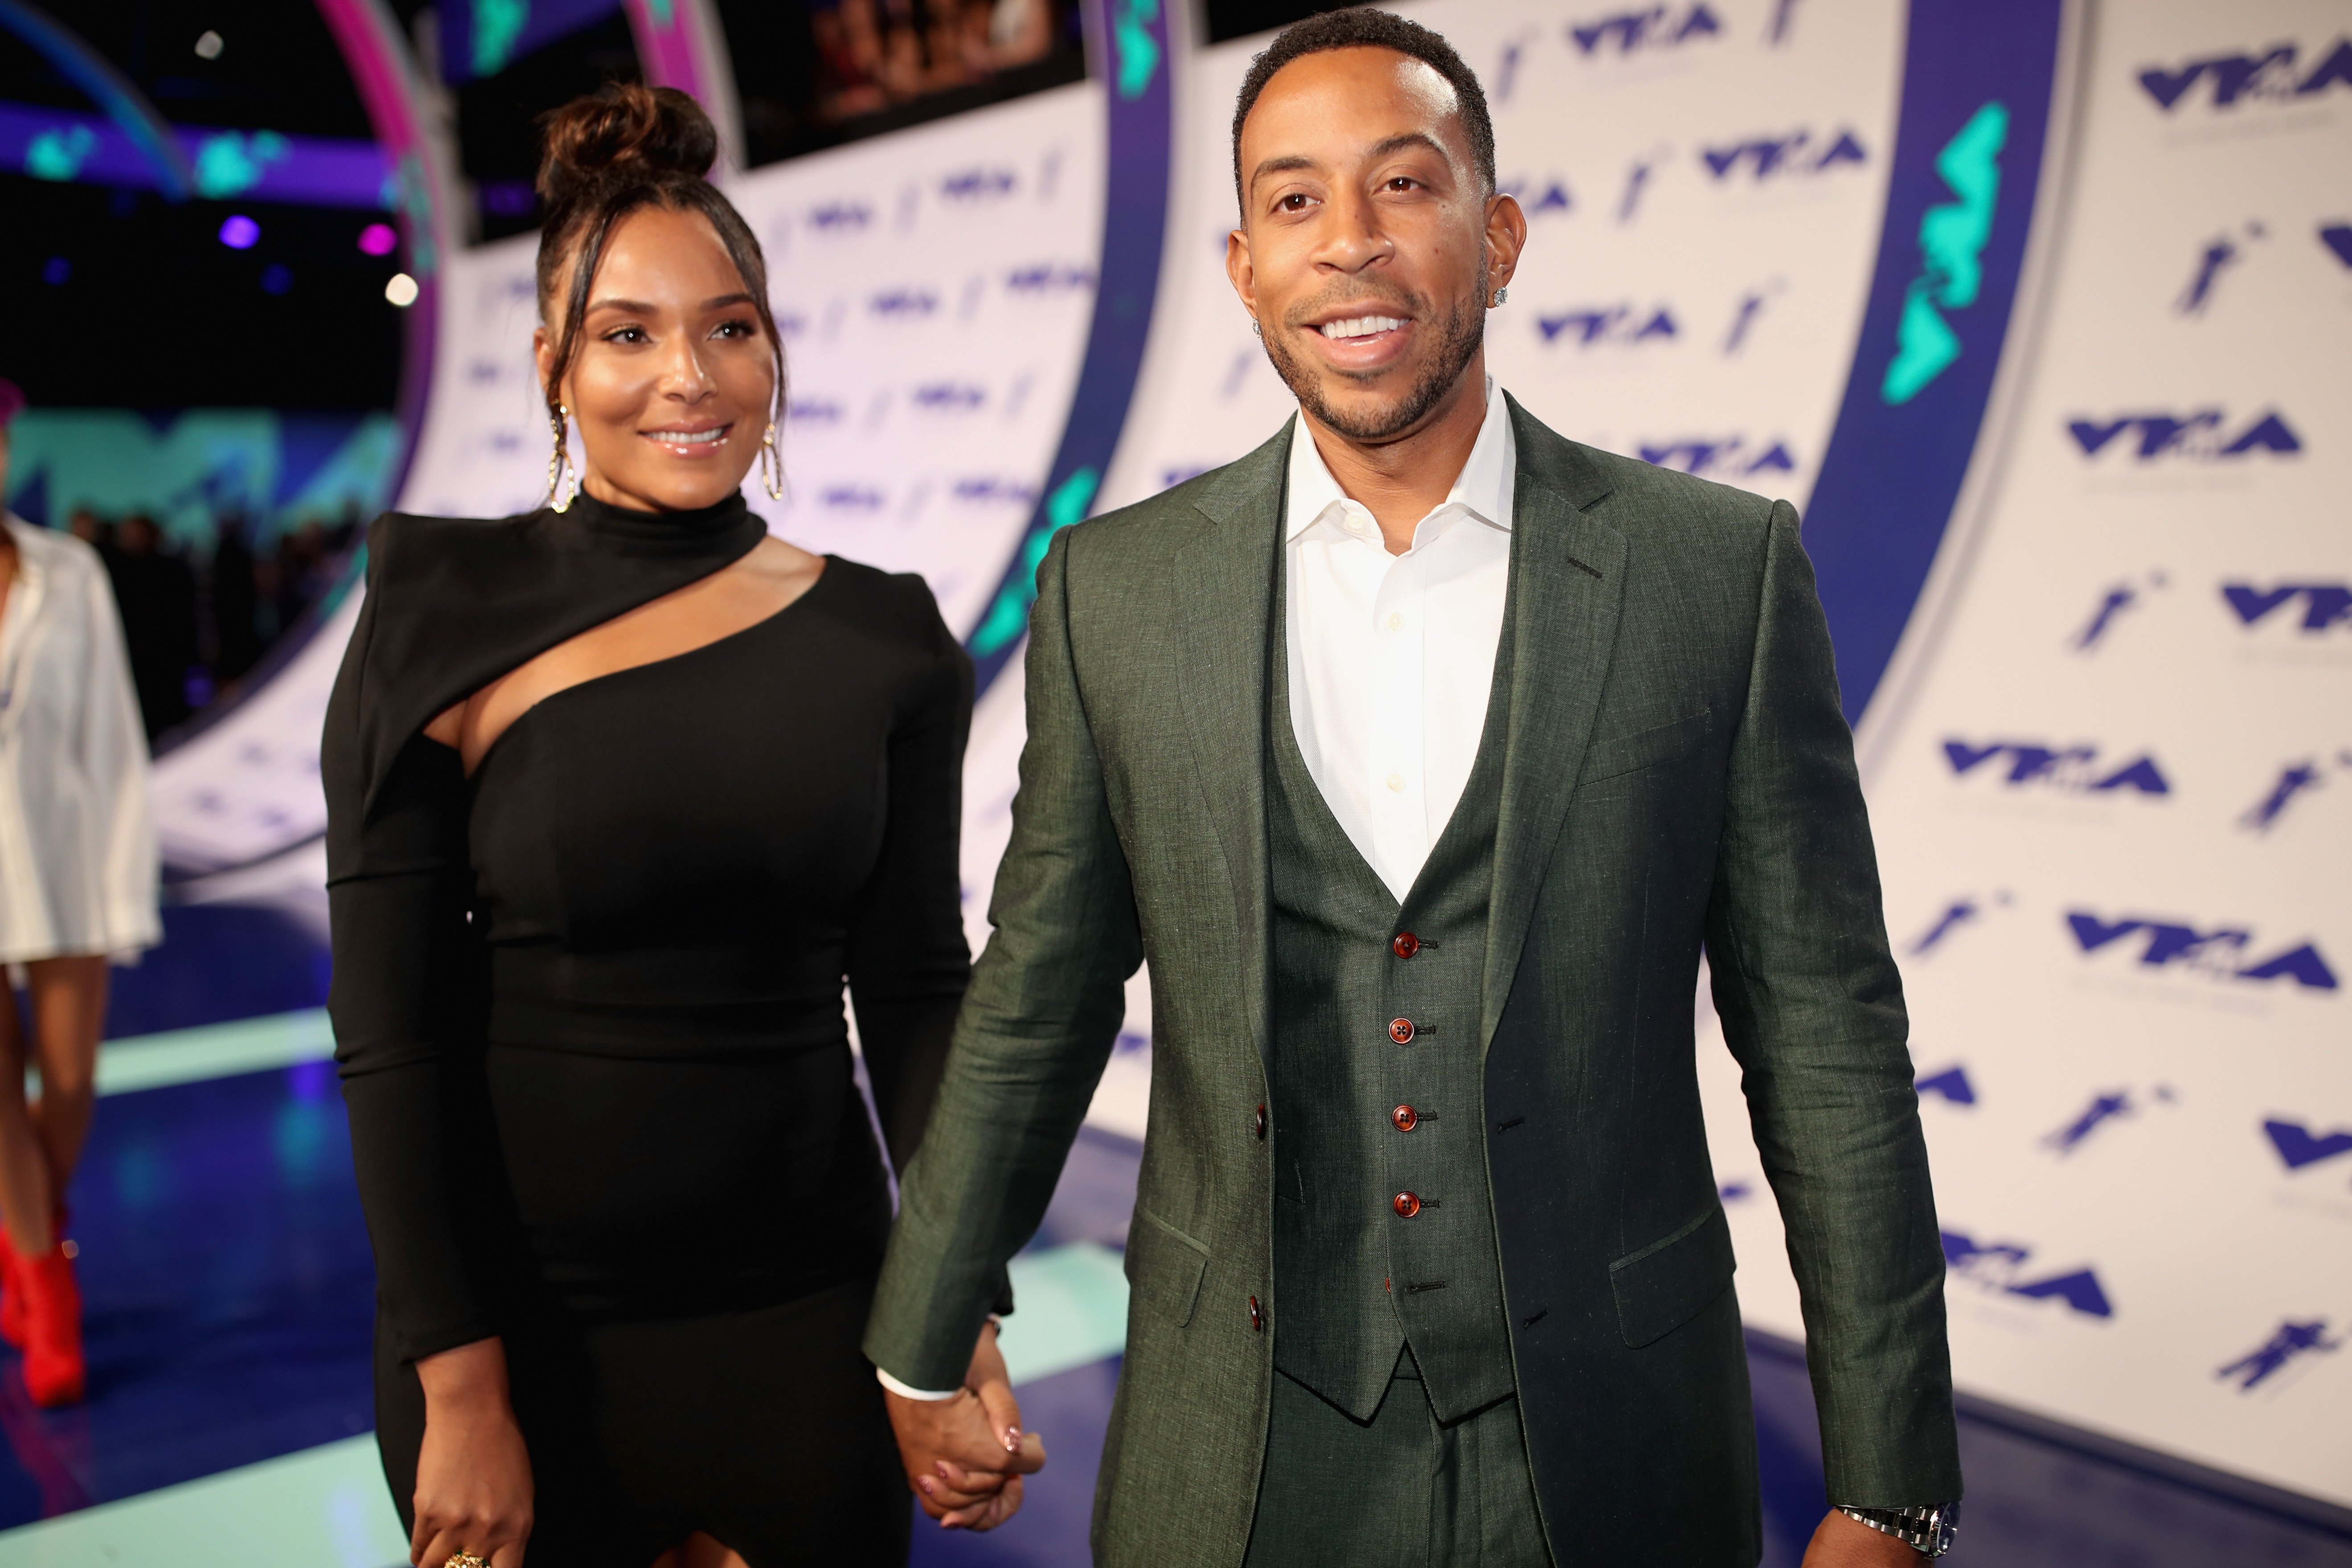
{"left": 1249, "top": 318, "right": 1262, "bottom": 337}
{"left": 545, "top": 404, "right": 578, "bottom": 512}
{"left": 1491, "top": 286, "right": 1509, "bottom": 307}
{"left": 758, "top": 421, "right": 785, "bottom": 502}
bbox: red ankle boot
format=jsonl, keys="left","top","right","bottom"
{"left": 0, "top": 1227, "right": 21, "bottom": 1351}
{"left": 18, "top": 1246, "right": 84, "bottom": 1408}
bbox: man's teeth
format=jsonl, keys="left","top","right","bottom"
{"left": 1318, "top": 315, "right": 1406, "bottom": 340}
{"left": 649, "top": 427, "right": 727, "bottom": 444}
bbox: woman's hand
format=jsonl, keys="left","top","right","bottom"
{"left": 411, "top": 1339, "right": 535, "bottom": 1568}
{"left": 886, "top": 1320, "right": 1046, "bottom": 1532}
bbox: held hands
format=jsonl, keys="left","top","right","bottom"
{"left": 1801, "top": 1509, "right": 1928, "bottom": 1565}
{"left": 411, "top": 1339, "right": 535, "bottom": 1568}
{"left": 882, "top": 1320, "right": 1047, "bottom": 1531}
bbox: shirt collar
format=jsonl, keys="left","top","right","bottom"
{"left": 1285, "top": 377, "right": 1516, "bottom": 544}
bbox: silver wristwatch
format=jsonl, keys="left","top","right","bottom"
{"left": 1836, "top": 1501, "right": 1959, "bottom": 1557}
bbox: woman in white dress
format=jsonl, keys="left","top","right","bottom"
{"left": 0, "top": 379, "right": 161, "bottom": 1406}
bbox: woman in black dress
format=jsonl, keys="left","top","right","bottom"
{"left": 324, "top": 85, "right": 1030, "bottom": 1568}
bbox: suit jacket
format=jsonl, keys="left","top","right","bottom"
{"left": 865, "top": 399, "right": 1961, "bottom": 1565}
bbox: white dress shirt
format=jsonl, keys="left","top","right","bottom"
{"left": 0, "top": 514, "right": 161, "bottom": 966}
{"left": 873, "top": 383, "right": 1519, "bottom": 1402}
{"left": 1284, "top": 378, "right": 1516, "bottom": 902}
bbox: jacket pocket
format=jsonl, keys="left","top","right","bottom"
{"left": 1126, "top": 1206, "right": 1210, "bottom": 1328}
{"left": 1608, "top": 1203, "right": 1736, "bottom": 1348}
{"left": 1576, "top": 708, "right": 1711, "bottom": 788}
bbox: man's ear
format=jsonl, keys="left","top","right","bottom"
{"left": 1484, "top": 192, "right": 1528, "bottom": 298}
{"left": 1225, "top": 227, "right": 1259, "bottom": 328}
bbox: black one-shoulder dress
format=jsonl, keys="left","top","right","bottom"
{"left": 324, "top": 493, "right": 971, "bottom": 1564}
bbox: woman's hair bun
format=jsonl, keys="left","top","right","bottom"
{"left": 535, "top": 82, "right": 717, "bottom": 209}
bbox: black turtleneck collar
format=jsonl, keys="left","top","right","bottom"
{"left": 554, "top": 489, "right": 766, "bottom": 559}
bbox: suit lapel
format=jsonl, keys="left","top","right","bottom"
{"left": 1483, "top": 398, "right": 1627, "bottom": 1054}
{"left": 1173, "top": 424, "right": 1291, "bottom": 1065}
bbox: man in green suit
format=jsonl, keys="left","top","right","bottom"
{"left": 868, "top": 11, "right": 1961, "bottom": 1564}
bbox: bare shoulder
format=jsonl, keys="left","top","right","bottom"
{"left": 743, "top": 532, "right": 824, "bottom": 582}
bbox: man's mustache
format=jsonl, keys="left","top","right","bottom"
{"left": 1280, "top": 284, "right": 1430, "bottom": 330}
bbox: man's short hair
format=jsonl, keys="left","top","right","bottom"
{"left": 1230, "top": 8, "right": 1497, "bottom": 217}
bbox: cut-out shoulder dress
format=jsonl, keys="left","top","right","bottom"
{"left": 323, "top": 494, "right": 971, "bottom": 1565}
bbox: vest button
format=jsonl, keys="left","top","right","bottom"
{"left": 1392, "top": 931, "right": 1421, "bottom": 959}
{"left": 1391, "top": 1104, "right": 1418, "bottom": 1132}
{"left": 1254, "top": 1103, "right": 1267, "bottom": 1141}
{"left": 1249, "top": 1295, "right": 1264, "bottom": 1332}
{"left": 1389, "top": 1017, "right": 1415, "bottom": 1045}
{"left": 1392, "top": 1191, "right": 1422, "bottom": 1218}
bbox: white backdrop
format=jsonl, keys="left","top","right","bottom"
{"left": 143, "top": 0, "right": 2349, "bottom": 1510}
{"left": 1714, "top": 0, "right": 2348, "bottom": 1507}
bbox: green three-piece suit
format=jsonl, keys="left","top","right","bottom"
{"left": 865, "top": 401, "right": 1962, "bottom": 1565}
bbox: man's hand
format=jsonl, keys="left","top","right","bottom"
{"left": 1801, "top": 1510, "right": 1926, "bottom": 1565}
{"left": 882, "top": 1322, "right": 1047, "bottom": 1531}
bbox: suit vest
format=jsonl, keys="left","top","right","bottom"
{"left": 1265, "top": 594, "right": 1520, "bottom": 1425}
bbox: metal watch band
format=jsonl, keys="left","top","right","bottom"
{"left": 1836, "top": 1501, "right": 1960, "bottom": 1558}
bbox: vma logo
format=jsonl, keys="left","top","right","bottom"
{"left": 1943, "top": 1229, "right": 2114, "bottom": 1318}
{"left": 1567, "top": 4, "right": 1721, "bottom": 57}
{"left": 2070, "top": 573, "right": 2168, "bottom": 653}
{"left": 2264, "top": 1118, "right": 2352, "bottom": 1173}
{"left": 1942, "top": 739, "right": 2168, "bottom": 796}
{"left": 868, "top": 288, "right": 939, "bottom": 319}
{"left": 2240, "top": 757, "right": 2351, "bottom": 835}
{"left": 2139, "top": 38, "right": 2352, "bottom": 112}
{"left": 1004, "top": 264, "right": 1093, "bottom": 295}
{"left": 938, "top": 167, "right": 1017, "bottom": 201}
{"left": 911, "top": 382, "right": 986, "bottom": 412}
{"left": 1500, "top": 175, "right": 1574, "bottom": 217}
{"left": 1700, "top": 127, "right": 1868, "bottom": 185}
{"left": 2067, "top": 409, "right": 2301, "bottom": 462}
{"left": 1637, "top": 436, "right": 1795, "bottom": 480}
{"left": 805, "top": 201, "right": 873, "bottom": 233}
{"left": 2043, "top": 1085, "right": 2174, "bottom": 1156}
{"left": 2224, "top": 582, "right": 2352, "bottom": 635}
{"left": 2066, "top": 911, "right": 2339, "bottom": 992}
{"left": 2218, "top": 1320, "right": 2340, "bottom": 1392}
{"left": 1536, "top": 303, "right": 1677, "bottom": 348}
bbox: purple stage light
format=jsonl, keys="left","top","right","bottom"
{"left": 42, "top": 256, "right": 70, "bottom": 285}
{"left": 261, "top": 263, "right": 294, "bottom": 295}
{"left": 357, "top": 221, "right": 397, "bottom": 256}
{"left": 218, "top": 213, "right": 260, "bottom": 249}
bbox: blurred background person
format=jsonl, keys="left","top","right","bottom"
{"left": 0, "top": 377, "right": 163, "bottom": 1408}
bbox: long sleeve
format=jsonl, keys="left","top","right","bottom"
{"left": 324, "top": 543, "right": 503, "bottom": 1364}
{"left": 327, "top": 730, "right": 500, "bottom": 1362}
{"left": 865, "top": 528, "right": 1143, "bottom": 1392}
{"left": 847, "top": 577, "right": 975, "bottom": 1175}
{"left": 1702, "top": 501, "right": 1961, "bottom": 1507}
{"left": 75, "top": 544, "right": 160, "bottom": 956}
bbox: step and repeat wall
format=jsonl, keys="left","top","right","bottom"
{"left": 144, "top": 0, "right": 2348, "bottom": 1511}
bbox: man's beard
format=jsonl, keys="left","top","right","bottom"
{"left": 1261, "top": 275, "right": 1487, "bottom": 443}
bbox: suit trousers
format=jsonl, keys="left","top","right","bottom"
{"left": 1242, "top": 1346, "right": 1553, "bottom": 1567}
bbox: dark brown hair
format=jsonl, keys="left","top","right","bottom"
{"left": 533, "top": 83, "right": 784, "bottom": 430}
{"left": 1231, "top": 8, "right": 1496, "bottom": 217}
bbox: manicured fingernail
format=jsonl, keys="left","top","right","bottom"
{"left": 1004, "top": 1425, "right": 1021, "bottom": 1451}
{"left": 918, "top": 1477, "right": 935, "bottom": 1496}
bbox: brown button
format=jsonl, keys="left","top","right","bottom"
{"left": 1249, "top": 1295, "right": 1264, "bottom": 1332}
{"left": 1389, "top": 1017, "right": 1415, "bottom": 1045}
{"left": 1392, "top": 1191, "right": 1422, "bottom": 1218}
{"left": 1391, "top": 1104, "right": 1418, "bottom": 1132}
{"left": 1254, "top": 1103, "right": 1268, "bottom": 1141}
{"left": 1392, "top": 932, "right": 1421, "bottom": 959}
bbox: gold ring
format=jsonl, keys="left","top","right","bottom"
{"left": 446, "top": 1554, "right": 489, "bottom": 1568}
